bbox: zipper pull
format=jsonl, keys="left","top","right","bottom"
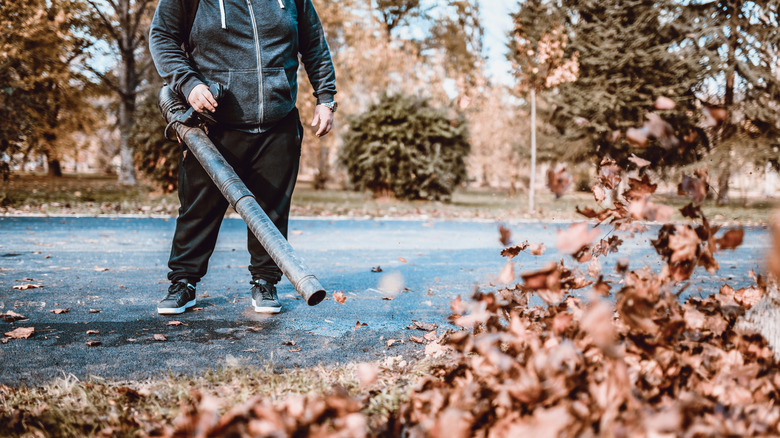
{"left": 277, "top": 0, "right": 285, "bottom": 8}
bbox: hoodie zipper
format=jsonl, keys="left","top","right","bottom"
{"left": 245, "top": 0, "right": 264, "bottom": 123}
{"left": 219, "top": 0, "right": 226, "bottom": 29}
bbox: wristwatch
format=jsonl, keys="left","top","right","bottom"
{"left": 320, "top": 101, "right": 338, "bottom": 113}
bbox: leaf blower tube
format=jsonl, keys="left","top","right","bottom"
{"left": 158, "top": 84, "right": 326, "bottom": 306}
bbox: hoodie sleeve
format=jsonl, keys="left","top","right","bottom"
{"left": 297, "top": 0, "right": 337, "bottom": 104}
{"left": 149, "top": 0, "right": 205, "bottom": 102}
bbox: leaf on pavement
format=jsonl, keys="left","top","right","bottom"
{"left": 354, "top": 321, "right": 368, "bottom": 330}
{"left": 356, "top": 363, "right": 379, "bottom": 387}
{"left": 2, "top": 311, "right": 26, "bottom": 322}
{"left": 333, "top": 291, "right": 347, "bottom": 304}
{"left": 89, "top": 309, "right": 100, "bottom": 313}
{"left": 289, "top": 347, "right": 301, "bottom": 353}
{"left": 412, "top": 320, "right": 437, "bottom": 331}
{"left": 371, "top": 266, "right": 383, "bottom": 273}
{"left": 386, "top": 339, "right": 400, "bottom": 347}
{"left": 86, "top": 330, "right": 100, "bottom": 334}
{"left": 283, "top": 340, "right": 296, "bottom": 346}
{"left": 409, "top": 335, "right": 425, "bottom": 344}
{"left": 93, "top": 266, "right": 110, "bottom": 272}
{"left": 13, "top": 283, "right": 43, "bottom": 290}
{"left": 86, "top": 340, "right": 101, "bottom": 347}
{"left": 398, "top": 257, "right": 407, "bottom": 263}
{"left": 167, "top": 321, "right": 185, "bottom": 326}
{"left": 50, "top": 308, "right": 69, "bottom": 314}
{"left": 5, "top": 327, "right": 34, "bottom": 339}
{"left": 153, "top": 334, "right": 168, "bottom": 341}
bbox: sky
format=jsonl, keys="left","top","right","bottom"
{"left": 478, "top": 0, "right": 516, "bottom": 85}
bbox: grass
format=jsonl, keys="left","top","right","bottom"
{"left": 1, "top": 172, "right": 777, "bottom": 223}
{"left": 0, "top": 357, "right": 435, "bottom": 437}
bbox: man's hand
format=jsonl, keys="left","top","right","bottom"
{"left": 188, "top": 83, "right": 218, "bottom": 113}
{"left": 311, "top": 104, "right": 334, "bottom": 137}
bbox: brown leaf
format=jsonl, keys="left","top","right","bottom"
{"left": 93, "top": 266, "right": 110, "bottom": 272}
{"left": 521, "top": 263, "right": 560, "bottom": 291}
{"left": 556, "top": 223, "right": 600, "bottom": 255}
{"left": 398, "top": 257, "right": 407, "bottom": 263}
{"left": 2, "top": 311, "right": 26, "bottom": 322}
{"left": 386, "top": 339, "right": 400, "bottom": 347}
{"left": 371, "top": 266, "right": 383, "bottom": 273}
{"left": 626, "top": 126, "right": 650, "bottom": 147}
{"left": 153, "top": 334, "right": 167, "bottom": 341}
{"left": 89, "top": 309, "right": 100, "bottom": 313}
{"left": 50, "top": 308, "right": 69, "bottom": 314}
{"left": 5, "top": 327, "right": 34, "bottom": 339}
{"left": 546, "top": 164, "right": 573, "bottom": 199}
{"left": 497, "top": 261, "right": 515, "bottom": 284}
{"left": 167, "top": 321, "right": 185, "bottom": 326}
{"left": 86, "top": 330, "right": 100, "bottom": 334}
{"left": 628, "top": 154, "right": 651, "bottom": 168}
{"left": 356, "top": 363, "right": 379, "bottom": 387}
{"left": 592, "top": 184, "right": 607, "bottom": 202}
{"left": 12, "top": 283, "right": 43, "bottom": 290}
{"left": 668, "top": 226, "right": 700, "bottom": 264}
{"left": 354, "top": 321, "right": 368, "bottom": 330}
{"left": 716, "top": 228, "right": 744, "bottom": 250}
{"left": 529, "top": 243, "right": 546, "bottom": 256}
{"left": 333, "top": 291, "right": 347, "bottom": 304}
{"left": 703, "top": 105, "right": 728, "bottom": 128}
{"left": 86, "top": 340, "right": 101, "bottom": 347}
{"left": 501, "top": 241, "right": 529, "bottom": 258}
{"left": 409, "top": 335, "right": 425, "bottom": 344}
{"left": 654, "top": 96, "right": 676, "bottom": 110}
{"left": 498, "top": 224, "right": 512, "bottom": 246}
{"left": 288, "top": 347, "right": 301, "bottom": 353}
{"left": 412, "top": 320, "right": 437, "bottom": 331}
{"left": 283, "top": 340, "right": 297, "bottom": 346}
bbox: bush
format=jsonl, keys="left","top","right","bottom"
{"left": 340, "top": 94, "right": 470, "bottom": 201}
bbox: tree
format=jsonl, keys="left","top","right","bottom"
{"left": 340, "top": 94, "right": 470, "bottom": 201}
{"left": 84, "top": 0, "right": 156, "bottom": 185}
{"left": 551, "top": 0, "right": 707, "bottom": 168}
{"left": 508, "top": 0, "right": 578, "bottom": 211}
{"left": 0, "top": 0, "right": 94, "bottom": 178}
{"left": 681, "top": 0, "right": 780, "bottom": 202}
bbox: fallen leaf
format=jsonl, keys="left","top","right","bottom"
{"left": 191, "top": 307, "right": 204, "bottom": 312}
{"left": 386, "top": 339, "right": 400, "bottom": 347}
{"left": 167, "top": 321, "right": 185, "bottom": 326}
{"left": 93, "top": 266, "right": 109, "bottom": 272}
{"left": 501, "top": 241, "right": 529, "bottom": 259}
{"left": 12, "top": 283, "right": 43, "bottom": 290}
{"left": 354, "top": 321, "right": 368, "bottom": 330}
{"left": 423, "top": 331, "right": 438, "bottom": 341}
{"left": 291, "top": 230, "right": 303, "bottom": 235}
{"left": 382, "top": 296, "right": 395, "bottom": 301}
{"left": 371, "top": 266, "right": 383, "bottom": 273}
{"left": 50, "top": 308, "right": 69, "bottom": 314}
{"left": 86, "top": 340, "right": 101, "bottom": 347}
{"left": 5, "top": 327, "right": 34, "bottom": 339}
{"left": 86, "top": 330, "right": 100, "bottom": 334}
{"left": 412, "top": 320, "right": 437, "bottom": 331}
{"left": 628, "top": 154, "right": 651, "bottom": 168}
{"left": 2, "top": 311, "right": 26, "bottom": 322}
{"left": 356, "top": 363, "right": 379, "bottom": 387}
{"left": 89, "top": 309, "right": 100, "bottom": 313}
{"left": 409, "top": 335, "right": 425, "bottom": 344}
{"left": 153, "top": 334, "right": 167, "bottom": 341}
{"left": 289, "top": 347, "right": 301, "bottom": 353}
{"left": 283, "top": 340, "right": 297, "bottom": 346}
{"left": 398, "top": 257, "right": 407, "bottom": 263}
{"left": 334, "top": 291, "right": 347, "bottom": 304}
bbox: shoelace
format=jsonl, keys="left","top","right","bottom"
{"left": 169, "top": 282, "right": 193, "bottom": 297}
{"left": 251, "top": 280, "right": 274, "bottom": 300}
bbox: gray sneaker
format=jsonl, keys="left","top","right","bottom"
{"left": 251, "top": 279, "right": 281, "bottom": 314}
{"left": 158, "top": 281, "right": 196, "bottom": 315}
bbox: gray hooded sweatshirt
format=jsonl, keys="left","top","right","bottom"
{"left": 149, "top": 0, "right": 337, "bottom": 129}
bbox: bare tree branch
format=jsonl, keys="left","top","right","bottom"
{"left": 84, "top": 64, "right": 126, "bottom": 98}
{"left": 86, "top": 0, "right": 122, "bottom": 50}
{"left": 130, "top": 0, "right": 154, "bottom": 39}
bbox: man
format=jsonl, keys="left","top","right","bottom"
{"left": 149, "top": 0, "right": 337, "bottom": 315}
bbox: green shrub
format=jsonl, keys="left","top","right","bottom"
{"left": 340, "top": 94, "right": 470, "bottom": 201}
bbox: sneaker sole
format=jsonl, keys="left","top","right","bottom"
{"left": 157, "top": 299, "right": 196, "bottom": 315}
{"left": 251, "top": 298, "right": 281, "bottom": 314}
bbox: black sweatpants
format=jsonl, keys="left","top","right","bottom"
{"left": 167, "top": 108, "right": 302, "bottom": 285}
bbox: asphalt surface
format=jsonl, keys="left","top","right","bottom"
{"left": 0, "top": 216, "right": 770, "bottom": 385}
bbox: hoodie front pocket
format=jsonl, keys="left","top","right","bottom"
{"left": 204, "top": 68, "right": 260, "bottom": 125}
{"left": 262, "top": 67, "right": 295, "bottom": 124}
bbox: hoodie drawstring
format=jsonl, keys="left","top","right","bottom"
{"left": 219, "top": 0, "right": 227, "bottom": 29}
{"left": 278, "top": 0, "right": 285, "bottom": 8}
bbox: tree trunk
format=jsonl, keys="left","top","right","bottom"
{"left": 313, "top": 144, "right": 329, "bottom": 190}
{"left": 47, "top": 158, "right": 62, "bottom": 177}
{"left": 117, "top": 0, "right": 137, "bottom": 186}
{"left": 528, "top": 88, "right": 537, "bottom": 213}
{"left": 717, "top": 166, "right": 730, "bottom": 205}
